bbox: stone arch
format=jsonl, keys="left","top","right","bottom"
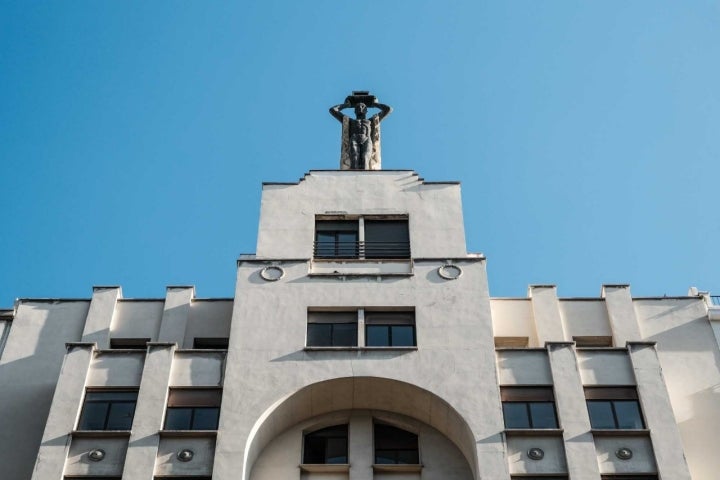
{"left": 243, "top": 376, "right": 478, "bottom": 479}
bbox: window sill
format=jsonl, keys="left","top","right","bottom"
{"left": 591, "top": 429, "right": 650, "bottom": 436}
{"left": 71, "top": 430, "right": 132, "bottom": 438}
{"left": 504, "top": 428, "right": 564, "bottom": 436}
{"left": 299, "top": 464, "right": 350, "bottom": 473}
{"left": 159, "top": 430, "right": 218, "bottom": 437}
{"left": 372, "top": 464, "right": 423, "bottom": 473}
{"left": 304, "top": 346, "right": 418, "bottom": 351}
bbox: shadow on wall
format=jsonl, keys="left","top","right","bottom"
{"left": 0, "top": 301, "right": 89, "bottom": 480}
{"left": 242, "top": 376, "right": 478, "bottom": 480}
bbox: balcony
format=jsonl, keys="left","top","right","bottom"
{"left": 311, "top": 240, "right": 412, "bottom": 276}
{"left": 313, "top": 241, "right": 411, "bottom": 260}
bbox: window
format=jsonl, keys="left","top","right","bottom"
{"left": 109, "top": 338, "right": 149, "bottom": 349}
{"left": 77, "top": 390, "right": 138, "bottom": 430}
{"left": 364, "top": 220, "right": 410, "bottom": 259}
{"left": 502, "top": 387, "right": 558, "bottom": 429}
{"left": 193, "top": 337, "right": 229, "bottom": 349}
{"left": 601, "top": 476, "right": 657, "bottom": 480}
{"left": 303, "top": 425, "right": 348, "bottom": 464}
{"left": 314, "top": 217, "right": 410, "bottom": 260}
{"left": 307, "top": 312, "right": 358, "bottom": 347}
{"left": 365, "top": 312, "right": 416, "bottom": 347}
{"left": 585, "top": 387, "right": 644, "bottom": 430}
{"left": 573, "top": 336, "right": 613, "bottom": 347}
{"left": 374, "top": 423, "right": 419, "bottom": 464}
{"left": 164, "top": 389, "right": 222, "bottom": 430}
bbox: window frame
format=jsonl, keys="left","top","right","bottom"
{"left": 302, "top": 424, "right": 349, "bottom": 465}
{"left": 164, "top": 388, "right": 222, "bottom": 431}
{"left": 585, "top": 387, "right": 645, "bottom": 430}
{"left": 77, "top": 389, "right": 139, "bottom": 431}
{"left": 365, "top": 311, "right": 416, "bottom": 347}
{"left": 501, "top": 387, "right": 559, "bottom": 430}
{"left": 306, "top": 311, "right": 358, "bottom": 347}
{"left": 314, "top": 215, "right": 410, "bottom": 260}
{"left": 373, "top": 422, "right": 420, "bottom": 465}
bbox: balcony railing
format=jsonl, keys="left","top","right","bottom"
{"left": 711, "top": 296, "right": 720, "bottom": 306}
{"left": 314, "top": 241, "right": 411, "bottom": 260}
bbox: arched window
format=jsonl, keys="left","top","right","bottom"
{"left": 374, "top": 423, "right": 419, "bottom": 464}
{"left": 302, "top": 424, "right": 348, "bottom": 464}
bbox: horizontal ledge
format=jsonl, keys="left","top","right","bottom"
{"left": 159, "top": 430, "right": 218, "bottom": 437}
{"left": 504, "top": 429, "right": 564, "bottom": 436}
{"left": 304, "top": 346, "right": 418, "bottom": 352}
{"left": 591, "top": 429, "right": 651, "bottom": 436}
{"left": 372, "top": 464, "right": 423, "bottom": 473}
{"left": 299, "top": 463, "right": 350, "bottom": 473}
{"left": 71, "top": 430, "right": 132, "bottom": 438}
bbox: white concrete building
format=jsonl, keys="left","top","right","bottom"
{"left": 1, "top": 164, "right": 720, "bottom": 480}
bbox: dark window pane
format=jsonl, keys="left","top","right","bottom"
{"left": 391, "top": 325, "right": 415, "bottom": 346}
{"left": 396, "top": 449, "right": 420, "bottom": 464}
{"left": 86, "top": 391, "right": 137, "bottom": 402}
{"left": 374, "top": 424, "right": 418, "bottom": 464}
{"left": 332, "top": 323, "right": 358, "bottom": 346}
{"left": 366, "top": 325, "right": 390, "bottom": 346}
{"left": 106, "top": 402, "right": 136, "bottom": 430}
{"left": 192, "top": 407, "right": 220, "bottom": 430}
{"left": 325, "top": 437, "right": 348, "bottom": 463}
{"left": 78, "top": 402, "right": 109, "bottom": 430}
{"left": 503, "top": 403, "right": 530, "bottom": 429}
{"left": 588, "top": 401, "right": 616, "bottom": 429}
{"left": 614, "top": 401, "right": 644, "bottom": 429}
{"left": 365, "top": 220, "right": 410, "bottom": 259}
{"left": 303, "top": 425, "right": 348, "bottom": 464}
{"left": 165, "top": 408, "right": 193, "bottom": 430}
{"left": 303, "top": 436, "right": 327, "bottom": 463}
{"left": 307, "top": 324, "right": 332, "bottom": 346}
{"left": 529, "top": 402, "right": 558, "bottom": 428}
{"left": 375, "top": 451, "right": 396, "bottom": 464}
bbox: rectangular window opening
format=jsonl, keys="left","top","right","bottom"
{"left": 314, "top": 217, "right": 410, "bottom": 260}
{"left": 77, "top": 390, "right": 138, "bottom": 431}
{"left": 165, "top": 388, "right": 222, "bottom": 430}
{"left": 365, "top": 311, "right": 416, "bottom": 347}
{"left": 501, "top": 387, "right": 558, "bottom": 429}
{"left": 585, "top": 387, "right": 644, "bottom": 430}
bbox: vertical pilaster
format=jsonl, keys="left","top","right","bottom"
{"left": 547, "top": 342, "right": 601, "bottom": 480}
{"left": 31, "top": 343, "right": 94, "bottom": 480}
{"left": 121, "top": 343, "right": 176, "bottom": 480}
{"left": 157, "top": 286, "right": 195, "bottom": 347}
{"left": 628, "top": 342, "right": 692, "bottom": 480}
{"left": 82, "top": 286, "right": 122, "bottom": 348}
{"left": 601, "top": 285, "right": 642, "bottom": 346}
{"left": 348, "top": 414, "right": 372, "bottom": 480}
{"left": 529, "top": 285, "right": 566, "bottom": 344}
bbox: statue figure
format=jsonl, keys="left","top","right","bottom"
{"left": 329, "top": 91, "right": 392, "bottom": 170}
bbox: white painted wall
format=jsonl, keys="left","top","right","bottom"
{"left": 560, "top": 300, "right": 612, "bottom": 339}
{"left": 496, "top": 350, "right": 553, "bottom": 385}
{"left": 111, "top": 300, "right": 163, "bottom": 340}
{"left": 490, "top": 299, "right": 537, "bottom": 346}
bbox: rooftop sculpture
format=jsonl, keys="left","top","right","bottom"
{"left": 329, "top": 91, "right": 392, "bottom": 170}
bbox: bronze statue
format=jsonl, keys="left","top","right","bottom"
{"left": 330, "top": 91, "right": 392, "bottom": 170}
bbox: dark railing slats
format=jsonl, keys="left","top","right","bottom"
{"left": 314, "top": 241, "right": 410, "bottom": 259}
{"left": 711, "top": 296, "right": 720, "bottom": 306}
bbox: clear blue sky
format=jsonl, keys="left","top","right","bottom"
{"left": 1, "top": 1, "right": 718, "bottom": 305}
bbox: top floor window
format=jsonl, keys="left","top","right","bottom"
{"left": 585, "top": 387, "right": 644, "bottom": 430}
{"left": 314, "top": 216, "right": 410, "bottom": 260}
{"left": 78, "top": 390, "right": 138, "bottom": 431}
{"left": 303, "top": 424, "right": 349, "bottom": 464}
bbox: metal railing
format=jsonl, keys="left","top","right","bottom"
{"left": 314, "top": 241, "right": 411, "bottom": 260}
{"left": 711, "top": 296, "right": 720, "bottom": 306}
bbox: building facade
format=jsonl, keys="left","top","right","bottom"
{"left": 1, "top": 166, "right": 720, "bottom": 480}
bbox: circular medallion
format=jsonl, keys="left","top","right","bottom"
{"left": 177, "top": 449, "right": 194, "bottom": 462}
{"left": 437, "top": 264, "right": 463, "bottom": 280}
{"left": 615, "top": 447, "right": 633, "bottom": 460}
{"left": 88, "top": 449, "right": 105, "bottom": 462}
{"left": 527, "top": 447, "right": 545, "bottom": 460}
{"left": 260, "top": 265, "right": 285, "bottom": 281}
